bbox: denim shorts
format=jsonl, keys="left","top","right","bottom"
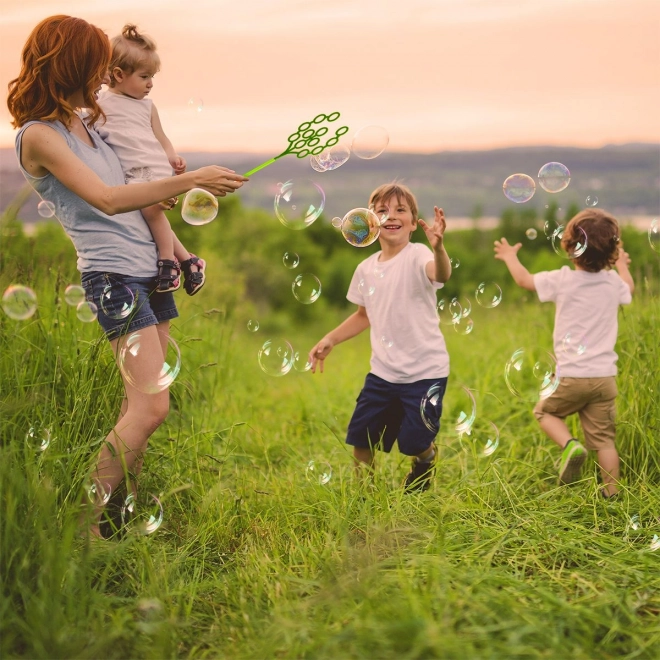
{"left": 346, "top": 373, "right": 448, "bottom": 456}
{"left": 81, "top": 271, "right": 178, "bottom": 340}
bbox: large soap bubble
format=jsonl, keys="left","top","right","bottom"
{"left": 118, "top": 332, "right": 181, "bottom": 393}
{"left": 537, "top": 162, "right": 571, "bottom": 193}
{"left": 340, "top": 208, "right": 381, "bottom": 247}
{"left": 181, "top": 188, "right": 218, "bottom": 226}
{"left": 274, "top": 180, "right": 325, "bottom": 230}
{"left": 503, "top": 174, "right": 535, "bottom": 203}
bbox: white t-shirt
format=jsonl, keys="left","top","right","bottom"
{"left": 347, "top": 242, "right": 450, "bottom": 383}
{"left": 534, "top": 266, "right": 632, "bottom": 377}
{"left": 96, "top": 90, "right": 172, "bottom": 182}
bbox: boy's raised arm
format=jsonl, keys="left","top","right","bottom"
{"left": 614, "top": 242, "right": 634, "bottom": 295}
{"left": 494, "top": 238, "right": 536, "bottom": 291}
{"left": 420, "top": 206, "right": 452, "bottom": 283}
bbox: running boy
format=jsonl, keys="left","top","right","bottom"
{"left": 494, "top": 208, "right": 634, "bottom": 497}
{"left": 308, "top": 183, "right": 452, "bottom": 491}
{"left": 97, "top": 24, "right": 205, "bottom": 295}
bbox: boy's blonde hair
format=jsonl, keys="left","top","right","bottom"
{"left": 108, "top": 24, "right": 160, "bottom": 86}
{"left": 561, "top": 208, "right": 620, "bottom": 272}
{"left": 369, "top": 182, "right": 419, "bottom": 222}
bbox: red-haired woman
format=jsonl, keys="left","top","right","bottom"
{"left": 7, "top": 15, "right": 248, "bottom": 538}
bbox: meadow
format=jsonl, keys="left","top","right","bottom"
{"left": 1, "top": 200, "right": 659, "bottom": 660}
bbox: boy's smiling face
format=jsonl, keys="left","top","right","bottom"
{"left": 374, "top": 194, "right": 417, "bottom": 247}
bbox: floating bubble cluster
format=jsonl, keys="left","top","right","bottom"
{"left": 258, "top": 339, "right": 295, "bottom": 377}
{"left": 503, "top": 174, "right": 535, "bottom": 203}
{"left": 340, "top": 208, "right": 381, "bottom": 247}
{"left": 181, "top": 188, "right": 218, "bottom": 225}
{"left": 351, "top": 125, "right": 389, "bottom": 159}
{"left": 118, "top": 332, "right": 181, "bottom": 393}
{"left": 2, "top": 285, "right": 37, "bottom": 320}
{"left": 537, "top": 162, "right": 571, "bottom": 193}
{"left": 504, "top": 348, "right": 560, "bottom": 401}
{"left": 274, "top": 180, "right": 325, "bottom": 230}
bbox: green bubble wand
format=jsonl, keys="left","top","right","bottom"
{"left": 243, "top": 111, "right": 349, "bottom": 176}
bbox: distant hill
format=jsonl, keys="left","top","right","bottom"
{"left": 2, "top": 144, "right": 658, "bottom": 225}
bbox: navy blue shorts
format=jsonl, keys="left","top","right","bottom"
{"left": 81, "top": 271, "right": 178, "bottom": 341}
{"left": 346, "top": 373, "right": 448, "bottom": 456}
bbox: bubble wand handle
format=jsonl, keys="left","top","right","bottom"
{"left": 243, "top": 157, "right": 279, "bottom": 177}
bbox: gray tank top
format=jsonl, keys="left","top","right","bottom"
{"left": 15, "top": 118, "right": 158, "bottom": 276}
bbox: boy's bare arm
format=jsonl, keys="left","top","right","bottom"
{"left": 493, "top": 238, "right": 536, "bottom": 291}
{"left": 420, "top": 206, "right": 452, "bottom": 282}
{"left": 308, "top": 306, "right": 370, "bottom": 373}
{"left": 614, "top": 242, "right": 635, "bottom": 295}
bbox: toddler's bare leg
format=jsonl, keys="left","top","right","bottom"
{"left": 172, "top": 231, "right": 191, "bottom": 263}
{"left": 597, "top": 447, "right": 620, "bottom": 496}
{"left": 142, "top": 205, "right": 174, "bottom": 261}
{"left": 538, "top": 413, "right": 573, "bottom": 448}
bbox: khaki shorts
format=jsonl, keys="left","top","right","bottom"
{"left": 533, "top": 377, "right": 617, "bottom": 450}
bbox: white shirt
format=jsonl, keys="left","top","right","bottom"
{"left": 96, "top": 90, "right": 172, "bottom": 181}
{"left": 347, "top": 242, "right": 450, "bottom": 383}
{"left": 534, "top": 266, "right": 632, "bottom": 377}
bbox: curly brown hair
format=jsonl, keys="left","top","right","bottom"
{"left": 7, "top": 15, "right": 111, "bottom": 129}
{"left": 560, "top": 208, "right": 620, "bottom": 272}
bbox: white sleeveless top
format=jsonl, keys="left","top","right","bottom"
{"left": 96, "top": 90, "right": 173, "bottom": 182}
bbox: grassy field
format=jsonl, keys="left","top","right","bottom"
{"left": 1, "top": 216, "right": 659, "bottom": 659}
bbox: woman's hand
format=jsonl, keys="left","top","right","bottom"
{"left": 192, "top": 166, "right": 248, "bottom": 197}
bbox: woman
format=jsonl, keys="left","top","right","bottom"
{"left": 7, "top": 15, "right": 248, "bottom": 537}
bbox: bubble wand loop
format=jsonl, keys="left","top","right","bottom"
{"left": 243, "top": 112, "right": 349, "bottom": 177}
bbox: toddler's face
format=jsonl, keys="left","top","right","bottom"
{"left": 115, "top": 66, "right": 156, "bottom": 100}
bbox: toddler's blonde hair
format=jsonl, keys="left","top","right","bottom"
{"left": 108, "top": 24, "right": 160, "bottom": 86}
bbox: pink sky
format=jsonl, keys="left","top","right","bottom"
{"left": 1, "top": 0, "right": 659, "bottom": 153}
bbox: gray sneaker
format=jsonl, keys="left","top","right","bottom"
{"left": 558, "top": 440, "right": 587, "bottom": 485}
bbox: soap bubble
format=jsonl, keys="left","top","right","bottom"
{"left": 340, "top": 208, "right": 381, "bottom": 247}
{"left": 651, "top": 535, "right": 660, "bottom": 551}
{"left": 358, "top": 279, "right": 375, "bottom": 297}
{"left": 121, "top": 492, "right": 164, "bottom": 535}
{"left": 331, "top": 216, "right": 343, "bottom": 229}
{"left": 187, "top": 97, "right": 204, "bottom": 112}
{"left": 453, "top": 316, "right": 474, "bottom": 335}
{"left": 305, "top": 460, "right": 332, "bottom": 485}
{"left": 503, "top": 174, "right": 535, "bottom": 203}
{"left": 292, "top": 273, "right": 321, "bottom": 304}
{"left": 627, "top": 514, "right": 640, "bottom": 532}
{"left": 551, "top": 225, "right": 588, "bottom": 259}
{"left": 26, "top": 424, "right": 51, "bottom": 452}
{"left": 380, "top": 336, "right": 393, "bottom": 349}
{"left": 258, "top": 339, "right": 295, "bottom": 377}
{"left": 76, "top": 300, "right": 98, "bottom": 323}
{"left": 293, "top": 351, "right": 312, "bottom": 372}
{"left": 537, "top": 162, "right": 571, "bottom": 193}
{"left": 452, "top": 386, "right": 477, "bottom": 437}
{"left": 467, "top": 419, "right": 500, "bottom": 456}
{"left": 37, "top": 200, "right": 56, "bottom": 218}
{"left": 351, "top": 125, "right": 389, "bottom": 159}
{"left": 181, "top": 188, "right": 218, "bottom": 225}
{"left": 585, "top": 195, "right": 598, "bottom": 207}
{"left": 525, "top": 228, "right": 538, "bottom": 240}
{"left": 460, "top": 297, "right": 472, "bottom": 318}
{"left": 475, "top": 282, "right": 502, "bottom": 308}
{"left": 100, "top": 282, "right": 135, "bottom": 320}
{"left": 86, "top": 481, "right": 111, "bottom": 507}
{"left": 118, "top": 332, "right": 181, "bottom": 393}
{"left": 648, "top": 219, "right": 660, "bottom": 253}
{"left": 544, "top": 220, "right": 560, "bottom": 240}
{"left": 561, "top": 332, "right": 588, "bottom": 357}
{"left": 2, "top": 285, "right": 37, "bottom": 320}
{"left": 316, "top": 143, "right": 351, "bottom": 171}
{"left": 247, "top": 319, "right": 259, "bottom": 332}
{"left": 274, "top": 180, "right": 325, "bottom": 230}
{"left": 309, "top": 155, "right": 328, "bottom": 172}
{"left": 64, "top": 284, "right": 86, "bottom": 306}
{"left": 283, "top": 252, "right": 300, "bottom": 269}
{"left": 437, "top": 297, "right": 461, "bottom": 326}
{"left": 420, "top": 382, "right": 447, "bottom": 434}
{"left": 450, "top": 257, "right": 460, "bottom": 269}
{"left": 504, "top": 348, "right": 560, "bottom": 401}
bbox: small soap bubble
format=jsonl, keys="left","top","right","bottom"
{"left": 283, "top": 252, "right": 300, "bottom": 269}
{"left": 340, "top": 208, "right": 381, "bottom": 247}
{"left": 585, "top": 195, "right": 598, "bottom": 207}
{"left": 504, "top": 348, "right": 560, "bottom": 401}
{"left": 453, "top": 316, "right": 474, "bottom": 335}
{"left": 437, "top": 297, "right": 461, "bottom": 325}
{"left": 317, "top": 143, "right": 351, "bottom": 171}
{"left": 76, "top": 300, "right": 98, "bottom": 323}
{"left": 331, "top": 216, "right": 343, "bottom": 229}
{"left": 37, "top": 200, "right": 56, "bottom": 218}
{"left": 544, "top": 220, "right": 560, "bottom": 240}
{"left": 187, "top": 97, "right": 204, "bottom": 112}
{"left": 475, "top": 282, "right": 502, "bottom": 308}
{"left": 2, "top": 285, "right": 37, "bottom": 320}
{"left": 449, "top": 297, "right": 462, "bottom": 319}
{"left": 121, "top": 493, "right": 164, "bottom": 536}
{"left": 358, "top": 279, "right": 375, "bottom": 297}
{"left": 467, "top": 419, "right": 500, "bottom": 456}
{"left": 305, "top": 460, "right": 332, "bottom": 485}
{"left": 648, "top": 218, "right": 659, "bottom": 253}
{"left": 100, "top": 282, "right": 135, "bottom": 320}
{"left": 503, "top": 174, "right": 535, "bottom": 203}
{"left": 627, "top": 514, "right": 641, "bottom": 532}
{"left": 258, "top": 339, "right": 295, "bottom": 377}
{"left": 450, "top": 257, "right": 460, "bottom": 269}
{"left": 181, "top": 188, "right": 218, "bottom": 226}
{"left": 525, "top": 228, "right": 538, "bottom": 240}
{"left": 247, "top": 319, "right": 259, "bottom": 332}
{"left": 118, "top": 332, "right": 181, "bottom": 393}
{"left": 351, "top": 125, "right": 389, "bottom": 159}
{"left": 460, "top": 297, "right": 472, "bottom": 318}
{"left": 86, "top": 481, "right": 111, "bottom": 507}
{"left": 537, "top": 162, "right": 571, "bottom": 193}
{"left": 420, "top": 382, "right": 446, "bottom": 434}
{"left": 561, "top": 332, "right": 588, "bottom": 357}
{"left": 26, "top": 424, "right": 51, "bottom": 452}
{"left": 452, "top": 386, "right": 477, "bottom": 437}
{"left": 64, "top": 284, "right": 86, "bottom": 306}
{"left": 274, "top": 180, "right": 325, "bottom": 230}
{"left": 551, "top": 225, "right": 588, "bottom": 259}
{"left": 372, "top": 263, "right": 386, "bottom": 279}
{"left": 293, "top": 351, "right": 312, "bottom": 372}
{"left": 292, "top": 273, "right": 321, "bottom": 304}
{"left": 380, "top": 336, "right": 393, "bottom": 349}
{"left": 650, "top": 535, "right": 660, "bottom": 551}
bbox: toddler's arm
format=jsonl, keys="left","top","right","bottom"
{"left": 150, "top": 103, "right": 186, "bottom": 173}
{"left": 614, "top": 241, "right": 634, "bottom": 295}
{"left": 419, "top": 206, "right": 451, "bottom": 283}
{"left": 308, "top": 306, "right": 370, "bottom": 373}
{"left": 494, "top": 238, "right": 536, "bottom": 291}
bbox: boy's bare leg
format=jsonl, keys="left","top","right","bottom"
{"left": 538, "top": 413, "right": 573, "bottom": 447}
{"left": 597, "top": 447, "right": 620, "bottom": 496}
{"left": 142, "top": 205, "right": 175, "bottom": 261}
{"left": 353, "top": 447, "right": 375, "bottom": 477}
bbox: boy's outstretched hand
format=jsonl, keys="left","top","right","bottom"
{"left": 308, "top": 337, "right": 334, "bottom": 374}
{"left": 419, "top": 206, "right": 446, "bottom": 251}
{"left": 494, "top": 237, "right": 522, "bottom": 261}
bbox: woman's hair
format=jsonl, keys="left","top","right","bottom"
{"left": 369, "top": 182, "right": 419, "bottom": 221}
{"left": 108, "top": 24, "right": 160, "bottom": 86}
{"left": 561, "top": 208, "right": 621, "bottom": 272}
{"left": 7, "top": 15, "right": 111, "bottom": 128}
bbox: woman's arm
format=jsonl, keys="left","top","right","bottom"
{"left": 21, "top": 123, "right": 246, "bottom": 216}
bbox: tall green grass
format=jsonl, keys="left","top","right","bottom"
{"left": 1, "top": 217, "right": 659, "bottom": 659}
